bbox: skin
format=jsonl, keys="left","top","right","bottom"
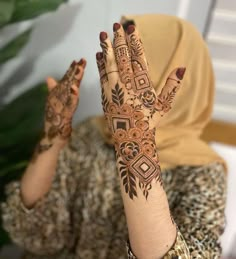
{"left": 20, "top": 59, "right": 86, "bottom": 208}
{"left": 96, "top": 23, "right": 186, "bottom": 258}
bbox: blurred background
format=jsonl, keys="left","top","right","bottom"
{"left": 0, "top": 0, "right": 235, "bottom": 258}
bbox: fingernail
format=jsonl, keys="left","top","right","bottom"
{"left": 127, "top": 25, "right": 135, "bottom": 35}
{"left": 100, "top": 32, "right": 107, "bottom": 42}
{"left": 71, "top": 60, "right": 76, "bottom": 67}
{"left": 176, "top": 67, "right": 186, "bottom": 80}
{"left": 113, "top": 23, "right": 121, "bottom": 32}
{"left": 96, "top": 52, "right": 103, "bottom": 60}
{"left": 78, "top": 59, "right": 84, "bottom": 65}
{"left": 76, "top": 68, "right": 80, "bottom": 74}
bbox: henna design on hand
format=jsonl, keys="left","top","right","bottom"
{"left": 97, "top": 24, "right": 185, "bottom": 199}
{"left": 33, "top": 59, "right": 86, "bottom": 160}
{"left": 44, "top": 59, "right": 86, "bottom": 141}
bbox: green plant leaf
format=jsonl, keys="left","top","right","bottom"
{"left": 0, "top": 28, "right": 32, "bottom": 64}
{"left": 0, "top": 0, "right": 15, "bottom": 27}
{"left": 11, "top": 0, "right": 68, "bottom": 23}
{"left": 0, "top": 83, "right": 47, "bottom": 148}
{"left": 0, "top": 225, "right": 11, "bottom": 247}
{"left": 0, "top": 160, "right": 28, "bottom": 177}
{"left": 0, "top": 84, "right": 47, "bottom": 210}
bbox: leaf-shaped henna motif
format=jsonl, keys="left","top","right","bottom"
{"left": 156, "top": 87, "right": 178, "bottom": 113}
{"left": 120, "top": 160, "right": 138, "bottom": 199}
{"left": 129, "top": 34, "right": 143, "bottom": 57}
{"left": 112, "top": 83, "right": 124, "bottom": 106}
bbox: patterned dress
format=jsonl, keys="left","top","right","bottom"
{"left": 1, "top": 118, "right": 227, "bottom": 259}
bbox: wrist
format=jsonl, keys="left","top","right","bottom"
{"left": 43, "top": 124, "right": 71, "bottom": 150}
{"left": 38, "top": 135, "right": 68, "bottom": 152}
{"left": 53, "top": 137, "right": 69, "bottom": 149}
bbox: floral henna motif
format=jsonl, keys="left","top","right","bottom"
{"left": 139, "top": 90, "right": 156, "bottom": 108}
{"left": 97, "top": 24, "right": 185, "bottom": 200}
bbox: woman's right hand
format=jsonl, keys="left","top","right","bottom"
{"left": 42, "top": 59, "right": 86, "bottom": 150}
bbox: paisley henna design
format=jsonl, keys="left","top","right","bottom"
{"left": 97, "top": 24, "right": 186, "bottom": 199}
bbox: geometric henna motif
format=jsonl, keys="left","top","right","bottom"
{"left": 130, "top": 154, "right": 157, "bottom": 183}
{"left": 134, "top": 72, "right": 150, "bottom": 92}
{"left": 111, "top": 116, "right": 132, "bottom": 131}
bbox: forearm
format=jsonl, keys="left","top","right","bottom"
{"left": 121, "top": 180, "right": 176, "bottom": 259}
{"left": 115, "top": 137, "right": 176, "bottom": 259}
{"left": 20, "top": 138, "right": 66, "bottom": 208}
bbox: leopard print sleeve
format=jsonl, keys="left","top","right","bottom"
{"left": 126, "top": 228, "right": 190, "bottom": 259}
{"left": 126, "top": 162, "right": 226, "bottom": 259}
{"left": 1, "top": 147, "right": 81, "bottom": 255}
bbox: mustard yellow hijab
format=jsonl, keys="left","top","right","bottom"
{"left": 95, "top": 14, "right": 226, "bottom": 171}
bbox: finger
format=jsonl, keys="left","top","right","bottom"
{"left": 71, "top": 84, "right": 79, "bottom": 96}
{"left": 62, "top": 59, "right": 86, "bottom": 88}
{"left": 125, "top": 25, "right": 152, "bottom": 95}
{"left": 156, "top": 67, "right": 186, "bottom": 115}
{"left": 74, "top": 59, "right": 86, "bottom": 87}
{"left": 96, "top": 52, "right": 111, "bottom": 114}
{"left": 96, "top": 52, "right": 108, "bottom": 85}
{"left": 69, "top": 88, "right": 79, "bottom": 110}
{"left": 78, "top": 58, "right": 87, "bottom": 69}
{"left": 113, "top": 23, "right": 133, "bottom": 87}
{"left": 46, "top": 77, "right": 57, "bottom": 91}
{"left": 126, "top": 25, "right": 148, "bottom": 73}
{"left": 99, "top": 32, "right": 119, "bottom": 83}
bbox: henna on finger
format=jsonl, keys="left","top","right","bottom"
{"left": 126, "top": 25, "right": 148, "bottom": 73}
{"left": 100, "top": 32, "right": 119, "bottom": 82}
{"left": 96, "top": 52, "right": 108, "bottom": 85}
{"left": 113, "top": 23, "right": 133, "bottom": 88}
{"left": 156, "top": 67, "right": 186, "bottom": 114}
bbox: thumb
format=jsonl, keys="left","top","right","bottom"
{"left": 156, "top": 67, "right": 186, "bottom": 115}
{"left": 46, "top": 77, "right": 57, "bottom": 91}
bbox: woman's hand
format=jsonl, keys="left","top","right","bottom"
{"left": 20, "top": 59, "right": 86, "bottom": 208}
{"left": 96, "top": 24, "right": 185, "bottom": 199}
{"left": 42, "top": 59, "right": 86, "bottom": 150}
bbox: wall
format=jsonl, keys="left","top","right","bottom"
{"left": 0, "top": 0, "right": 213, "bottom": 123}
{"left": 207, "top": 0, "right": 236, "bottom": 123}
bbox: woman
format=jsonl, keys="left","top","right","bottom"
{"left": 1, "top": 14, "right": 227, "bottom": 259}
